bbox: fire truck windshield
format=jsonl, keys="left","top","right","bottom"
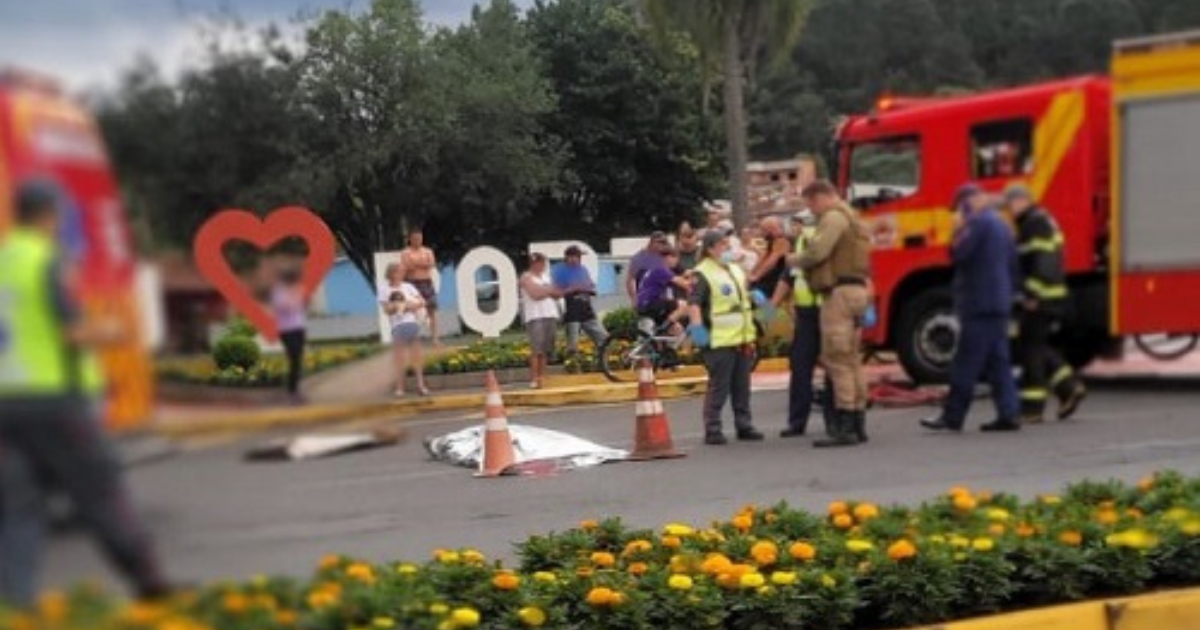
{"left": 846, "top": 135, "right": 920, "bottom": 209}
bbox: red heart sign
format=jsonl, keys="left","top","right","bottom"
{"left": 194, "top": 207, "right": 335, "bottom": 342}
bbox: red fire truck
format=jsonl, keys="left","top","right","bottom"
{"left": 0, "top": 69, "right": 155, "bottom": 429}
{"left": 835, "top": 30, "right": 1200, "bottom": 383}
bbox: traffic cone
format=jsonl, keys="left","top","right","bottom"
{"left": 629, "top": 359, "right": 686, "bottom": 461}
{"left": 477, "top": 370, "right": 517, "bottom": 477}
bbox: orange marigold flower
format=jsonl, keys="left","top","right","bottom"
{"left": 585, "top": 587, "right": 616, "bottom": 607}
{"left": 346, "top": 563, "right": 376, "bottom": 584}
{"left": 953, "top": 494, "right": 978, "bottom": 512}
{"left": 1017, "top": 523, "right": 1037, "bottom": 538}
{"left": 492, "top": 572, "right": 521, "bottom": 591}
{"left": 828, "top": 501, "right": 850, "bottom": 516}
{"left": 853, "top": 503, "right": 880, "bottom": 522}
{"left": 317, "top": 554, "right": 341, "bottom": 571}
{"left": 661, "top": 535, "right": 682, "bottom": 549}
{"left": 732, "top": 515, "right": 754, "bottom": 532}
{"left": 948, "top": 486, "right": 971, "bottom": 498}
{"left": 833, "top": 514, "right": 854, "bottom": 529}
{"left": 750, "top": 540, "right": 779, "bottom": 566}
{"left": 789, "top": 541, "right": 817, "bottom": 561}
{"left": 1059, "top": 530, "right": 1083, "bottom": 547}
{"left": 222, "top": 592, "right": 250, "bottom": 614}
{"left": 1127, "top": 508, "right": 1144, "bottom": 520}
{"left": 988, "top": 523, "right": 1007, "bottom": 537}
{"left": 628, "top": 562, "right": 649, "bottom": 576}
{"left": 1096, "top": 509, "right": 1119, "bottom": 525}
{"left": 580, "top": 519, "right": 600, "bottom": 531}
{"left": 887, "top": 539, "right": 918, "bottom": 561}
{"left": 1137, "top": 475, "right": 1155, "bottom": 492}
{"left": 701, "top": 553, "right": 733, "bottom": 576}
{"left": 591, "top": 551, "right": 616, "bottom": 568}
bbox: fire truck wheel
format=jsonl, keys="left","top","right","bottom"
{"left": 896, "top": 287, "right": 957, "bottom": 384}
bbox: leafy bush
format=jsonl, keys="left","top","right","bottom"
{"left": 161, "top": 344, "right": 381, "bottom": 387}
{"left": 603, "top": 307, "right": 639, "bottom": 339}
{"left": 15, "top": 471, "right": 1200, "bottom": 630}
{"left": 212, "top": 335, "right": 262, "bottom": 370}
{"left": 224, "top": 315, "right": 259, "bottom": 339}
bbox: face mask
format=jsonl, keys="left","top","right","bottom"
{"left": 719, "top": 250, "right": 736, "bottom": 265}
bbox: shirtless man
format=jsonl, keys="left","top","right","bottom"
{"left": 400, "top": 228, "right": 441, "bottom": 345}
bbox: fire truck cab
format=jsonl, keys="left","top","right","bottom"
{"left": 835, "top": 77, "right": 1115, "bottom": 382}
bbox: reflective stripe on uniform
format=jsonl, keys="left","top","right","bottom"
{"left": 1018, "top": 235, "right": 1063, "bottom": 254}
{"left": 1025, "top": 278, "right": 1068, "bottom": 299}
{"left": 1020, "top": 388, "right": 1049, "bottom": 401}
{"left": 1050, "top": 365, "right": 1074, "bottom": 387}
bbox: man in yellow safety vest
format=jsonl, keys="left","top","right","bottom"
{"left": 0, "top": 179, "right": 172, "bottom": 607}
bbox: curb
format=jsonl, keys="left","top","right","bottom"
{"left": 154, "top": 377, "right": 710, "bottom": 439}
{"left": 901, "top": 586, "right": 1200, "bottom": 630}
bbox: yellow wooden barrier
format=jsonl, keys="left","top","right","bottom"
{"left": 900, "top": 587, "right": 1200, "bottom": 630}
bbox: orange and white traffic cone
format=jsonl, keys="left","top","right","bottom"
{"left": 629, "top": 359, "right": 686, "bottom": 461}
{"left": 477, "top": 370, "right": 517, "bottom": 477}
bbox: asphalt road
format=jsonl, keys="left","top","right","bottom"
{"left": 43, "top": 385, "right": 1200, "bottom": 593}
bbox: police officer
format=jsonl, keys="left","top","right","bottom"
{"left": 1003, "top": 184, "right": 1087, "bottom": 422}
{"left": 921, "top": 184, "right": 1020, "bottom": 432}
{"left": 0, "top": 180, "right": 171, "bottom": 606}
{"left": 791, "top": 180, "right": 872, "bottom": 448}
{"left": 774, "top": 208, "right": 834, "bottom": 438}
{"left": 687, "top": 229, "right": 766, "bottom": 445}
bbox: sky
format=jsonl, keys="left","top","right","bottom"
{"left": 0, "top": 0, "right": 535, "bottom": 93}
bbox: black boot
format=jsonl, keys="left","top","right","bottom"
{"left": 814, "top": 411, "right": 860, "bottom": 448}
{"left": 853, "top": 411, "right": 869, "bottom": 443}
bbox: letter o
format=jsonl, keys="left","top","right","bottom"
{"left": 456, "top": 246, "right": 519, "bottom": 338}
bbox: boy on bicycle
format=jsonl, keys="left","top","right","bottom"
{"left": 636, "top": 246, "right": 691, "bottom": 335}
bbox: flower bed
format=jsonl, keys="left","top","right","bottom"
{"left": 157, "top": 344, "right": 382, "bottom": 388}
{"left": 11, "top": 472, "right": 1199, "bottom": 630}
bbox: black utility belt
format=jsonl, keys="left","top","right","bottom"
{"left": 836, "top": 276, "right": 867, "bottom": 287}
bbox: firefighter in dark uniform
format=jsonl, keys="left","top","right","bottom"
{"left": 0, "top": 180, "right": 173, "bottom": 607}
{"left": 1003, "top": 184, "right": 1087, "bottom": 422}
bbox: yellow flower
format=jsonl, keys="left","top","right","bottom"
{"left": 972, "top": 537, "right": 996, "bottom": 552}
{"left": 988, "top": 523, "right": 1007, "bottom": 537}
{"left": 1181, "top": 519, "right": 1200, "bottom": 536}
{"left": 853, "top": 503, "right": 880, "bottom": 522}
{"left": 461, "top": 549, "right": 486, "bottom": 565}
{"left": 1106, "top": 529, "right": 1159, "bottom": 550}
{"left": 740, "top": 572, "right": 766, "bottom": 589}
{"left": 771, "top": 571, "right": 798, "bottom": 586}
{"left": 492, "top": 571, "right": 521, "bottom": 591}
{"left": 789, "top": 541, "right": 817, "bottom": 561}
{"left": 451, "top": 607, "right": 481, "bottom": 628}
{"left": 533, "top": 571, "right": 557, "bottom": 583}
{"left": 346, "top": 562, "right": 376, "bottom": 584}
{"left": 987, "top": 508, "right": 1011, "bottom": 522}
{"left": 397, "top": 563, "right": 419, "bottom": 575}
{"left": 950, "top": 536, "right": 971, "bottom": 548}
{"left": 436, "top": 550, "right": 461, "bottom": 564}
{"left": 430, "top": 603, "right": 450, "bottom": 616}
{"left": 373, "top": 617, "right": 397, "bottom": 629}
{"left": 821, "top": 573, "right": 838, "bottom": 588}
{"left": 750, "top": 540, "right": 779, "bottom": 566}
{"left": 888, "top": 539, "right": 918, "bottom": 561}
{"left": 664, "top": 523, "right": 695, "bottom": 537}
{"left": 518, "top": 607, "right": 547, "bottom": 627}
{"left": 591, "top": 551, "right": 616, "bottom": 568}
{"left": 1165, "top": 507, "right": 1192, "bottom": 522}
{"left": 927, "top": 534, "right": 947, "bottom": 544}
{"left": 846, "top": 539, "right": 875, "bottom": 553}
{"left": 1040, "top": 494, "right": 1062, "bottom": 505}
{"left": 828, "top": 501, "right": 850, "bottom": 516}
{"left": 1059, "top": 530, "right": 1083, "bottom": 546}
{"left": 833, "top": 514, "right": 854, "bottom": 529}
{"left": 668, "top": 575, "right": 694, "bottom": 590}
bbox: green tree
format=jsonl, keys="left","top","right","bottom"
{"left": 526, "top": 0, "right": 722, "bottom": 242}
{"left": 641, "top": 0, "right": 816, "bottom": 228}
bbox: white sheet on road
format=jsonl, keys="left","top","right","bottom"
{"left": 424, "top": 424, "right": 628, "bottom": 473}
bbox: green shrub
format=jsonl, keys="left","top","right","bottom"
{"left": 603, "top": 307, "right": 639, "bottom": 339}
{"left": 212, "top": 335, "right": 262, "bottom": 371}
{"left": 224, "top": 316, "right": 259, "bottom": 339}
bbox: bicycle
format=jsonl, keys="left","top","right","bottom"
{"left": 599, "top": 317, "right": 765, "bottom": 383}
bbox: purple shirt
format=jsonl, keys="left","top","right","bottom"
{"left": 628, "top": 249, "right": 666, "bottom": 290}
{"left": 637, "top": 267, "right": 676, "bottom": 310}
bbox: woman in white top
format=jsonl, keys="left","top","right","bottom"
{"left": 379, "top": 262, "right": 430, "bottom": 397}
{"left": 519, "top": 253, "right": 563, "bottom": 389}
{"left": 270, "top": 260, "right": 308, "bottom": 403}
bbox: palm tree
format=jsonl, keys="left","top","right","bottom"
{"left": 641, "top": 0, "right": 815, "bottom": 228}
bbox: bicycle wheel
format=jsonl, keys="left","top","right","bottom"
{"left": 1133, "top": 333, "right": 1199, "bottom": 361}
{"left": 599, "top": 333, "right": 650, "bottom": 382}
